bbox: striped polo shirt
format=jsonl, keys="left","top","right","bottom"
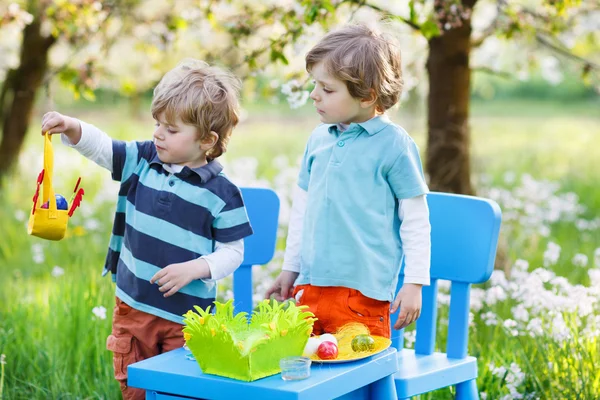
{"left": 102, "top": 140, "right": 253, "bottom": 323}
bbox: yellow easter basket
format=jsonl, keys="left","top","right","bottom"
{"left": 27, "top": 133, "right": 84, "bottom": 241}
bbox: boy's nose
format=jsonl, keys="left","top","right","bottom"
{"left": 153, "top": 130, "right": 164, "bottom": 141}
{"left": 309, "top": 89, "right": 319, "bottom": 102}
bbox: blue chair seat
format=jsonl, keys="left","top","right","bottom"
{"left": 395, "top": 350, "right": 477, "bottom": 398}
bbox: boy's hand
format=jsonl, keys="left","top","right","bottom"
{"left": 264, "top": 271, "right": 299, "bottom": 301}
{"left": 390, "top": 283, "right": 423, "bottom": 330}
{"left": 41, "top": 111, "right": 82, "bottom": 144}
{"left": 150, "top": 259, "right": 211, "bottom": 298}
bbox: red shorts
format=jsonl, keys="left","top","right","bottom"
{"left": 293, "top": 284, "right": 391, "bottom": 338}
{"left": 106, "top": 297, "right": 184, "bottom": 400}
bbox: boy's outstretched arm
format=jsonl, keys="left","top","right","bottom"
{"left": 391, "top": 195, "right": 431, "bottom": 330}
{"left": 41, "top": 111, "right": 113, "bottom": 171}
{"left": 264, "top": 185, "right": 306, "bottom": 301}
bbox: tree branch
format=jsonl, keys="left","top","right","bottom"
{"left": 471, "top": 66, "right": 513, "bottom": 79}
{"left": 536, "top": 33, "right": 600, "bottom": 71}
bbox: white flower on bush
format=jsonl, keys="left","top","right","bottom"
{"left": 51, "top": 266, "right": 65, "bottom": 277}
{"left": 403, "top": 330, "right": 416, "bottom": 348}
{"left": 488, "top": 362, "right": 506, "bottom": 377}
{"left": 504, "top": 362, "right": 526, "bottom": 398}
{"left": 543, "top": 242, "right": 561, "bottom": 267}
{"left": 503, "top": 171, "right": 516, "bottom": 184}
{"left": 589, "top": 269, "right": 600, "bottom": 287}
{"left": 513, "top": 259, "right": 529, "bottom": 272}
{"left": 538, "top": 225, "right": 551, "bottom": 237}
{"left": 503, "top": 319, "right": 519, "bottom": 336}
{"left": 31, "top": 243, "right": 45, "bottom": 264}
{"left": 14, "top": 209, "right": 26, "bottom": 221}
{"left": 482, "top": 311, "right": 498, "bottom": 326}
{"left": 572, "top": 253, "right": 588, "bottom": 267}
{"left": 437, "top": 292, "right": 450, "bottom": 306}
{"left": 470, "top": 288, "right": 485, "bottom": 311}
{"left": 550, "top": 313, "right": 570, "bottom": 343}
{"left": 92, "top": 306, "right": 107, "bottom": 320}
{"left": 526, "top": 318, "right": 544, "bottom": 337}
{"left": 594, "top": 248, "right": 600, "bottom": 267}
{"left": 84, "top": 218, "right": 101, "bottom": 231}
{"left": 280, "top": 80, "right": 309, "bottom": 109}
{"left": 490, "top": 270, "right": 509, "bottom": 289}
{"left": 485, "top": 285, "right": 507, "bottom": 305}
{"left": 511, "top": 304, "right": 529, "bottom": 322}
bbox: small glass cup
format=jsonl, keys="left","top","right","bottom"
{"left": 280, "top": 356, "right": 311, "bottom": 381}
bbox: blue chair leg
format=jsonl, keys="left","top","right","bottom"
{"left": 145, "top": 391, "right": 157, "bottom": 400}
{"left": 368, "top": 375, "right": 396, "bottom": 400}
{"left": 455, "top": 378, "right": 479, "bottom": 400}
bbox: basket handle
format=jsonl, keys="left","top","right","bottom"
{"left": 42, "top": 133, "right": 58, "bottom": 218}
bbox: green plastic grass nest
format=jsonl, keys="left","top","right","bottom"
{"left": 183, "top": 299, "right": 316, "bottom": 381}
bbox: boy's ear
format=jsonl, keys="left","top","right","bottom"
{"left": 360, "top": 89, "right": 378, "bottom": 109}
{"left": 200, "top": 131, "right": 219, "bottom": 151}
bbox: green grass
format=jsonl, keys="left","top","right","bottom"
{"left": 1, "top": 98, "right": 599, "bottom": 399}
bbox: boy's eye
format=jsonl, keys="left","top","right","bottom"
{"left": 167, "top": 129, "right": 177, "bottom": 134}
{"left": 323, "top": 88, "right": 332, "bottom": 94}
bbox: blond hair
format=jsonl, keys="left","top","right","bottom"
{"left": 306, "top": 24, "right": 403, "bottom": 112}
{"left": 151, "top": 59, "right": 241, "bottom": 158}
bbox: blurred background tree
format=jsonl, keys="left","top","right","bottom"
{"left": 199, "top": 0, "right": 599, "bottom": 194}
{"left": 0, "top": 0, "right": 598, "bottom": 193}
{"left": 0, "top": 0, "right": 191, "bottom": 182}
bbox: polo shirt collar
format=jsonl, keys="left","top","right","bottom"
{"left": 149, "top": 153, "right": 223, "bottom": 183}
{"left": 357, "top": 114, "right": 391, "bottom": 135}
{"left": 327, "top": 114, "right": 391, "bottom": 136}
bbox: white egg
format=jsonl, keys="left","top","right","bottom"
{"left": 303, "top": 337, "right": 322, "bottom": 357}
{"left": 319, "top": 334, "right": 338, "bottom": 346}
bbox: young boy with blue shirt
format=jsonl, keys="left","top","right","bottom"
{"left": 41, "top": 59, "right": 253, "bottom": 400}
{"left": 265, "top": 25, "right": 431, "bottom": 338}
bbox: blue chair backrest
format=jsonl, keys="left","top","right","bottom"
{"left": 233, "top": 187, "right": 280, "bottom": 315}
{"left": 391, "top": 192, "right": 502, "bottom": 358}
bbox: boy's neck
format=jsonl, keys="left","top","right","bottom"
{"left": 342, "top": 108, "right": 379, "bottom": 125}
{"left": 166, "top": 156, "right": 209, "bottom": 173}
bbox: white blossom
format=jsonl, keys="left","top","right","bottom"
{"left": 543, "top": 242, "right": 561, "bottom": 267}
{"left": 572, "top": 253, "right": 588, "bottom": 268}
{"left": 92, "top": 306, "right": 107, "bottom": 320}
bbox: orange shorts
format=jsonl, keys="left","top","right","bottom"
{"left": 293, "top": 284, "right": 391, "bottom": 338}
{"left": 106, "top": 297, "right": 184, "bottom": 400}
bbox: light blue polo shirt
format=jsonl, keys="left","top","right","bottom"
{"left": 296, "top": 115, "right": 428, "bottom": 302}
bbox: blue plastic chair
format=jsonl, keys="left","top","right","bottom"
{"left": 233, "top": 187, "right": 280, "bottom": 315}
{"left": 391, "top": 192, "right": 502, "bottom": 399}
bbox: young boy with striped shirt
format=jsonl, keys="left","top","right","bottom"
{"left": 41, "top": 59, "right": 253, "bottom": 400}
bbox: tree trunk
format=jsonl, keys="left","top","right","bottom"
{"left": 425, "top": 1, "right": 476, "bottom": 195}
{"left": 0, "top": 16, "right": 55, "bottom": 183}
